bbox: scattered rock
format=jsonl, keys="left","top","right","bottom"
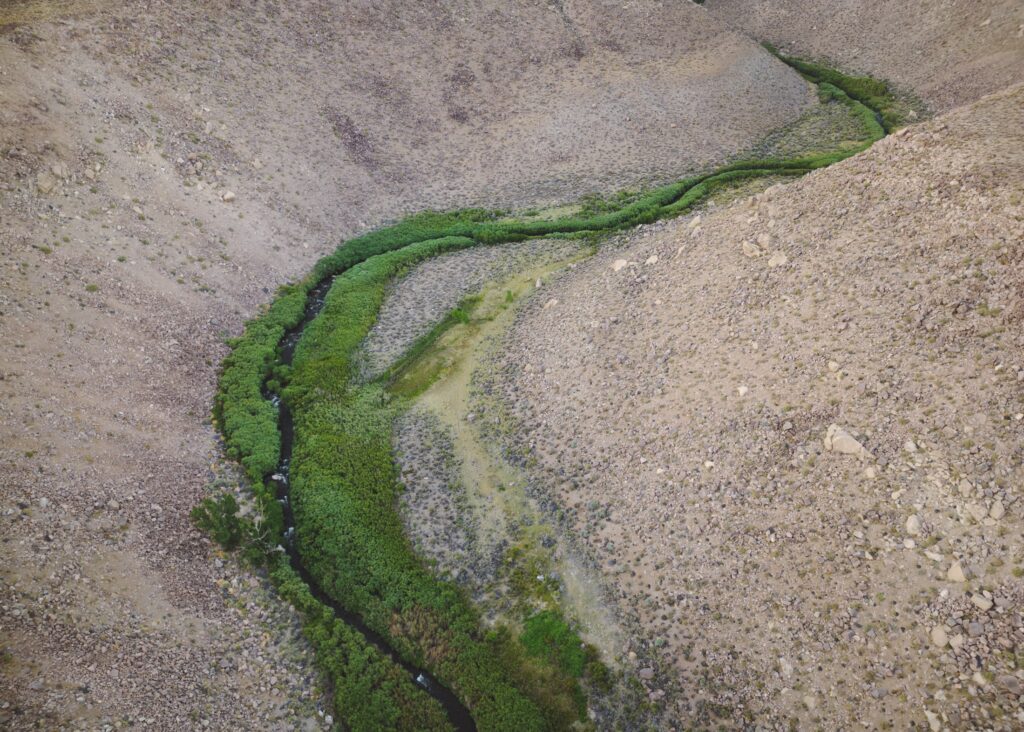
{"left": 823, "top": 424, "right": 869, "bottom": 457}
{"left": 36, "top": 171, "right": 58, "bottom": 194}
{"left": 989, "top": 500, "right": 1005, "bottom": 520}
{"left": 947, "top": 561, "right": 968, "bottom": 583}
{"left": 971, "top": 594, "right": 993, "bottom": 612}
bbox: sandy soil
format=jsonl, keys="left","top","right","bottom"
{"left": 497, "top": 84, "right": 1024, "bottom": 729}
{"left": 707, "top": 0, "right": 1024, "bottom": 112}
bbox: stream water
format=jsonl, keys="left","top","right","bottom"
{"left": 263, "top": 278, "right": 477, "bottom": 732}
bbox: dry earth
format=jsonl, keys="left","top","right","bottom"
{"left": 497, "top": 84, "right": 1024, "bottom": 729}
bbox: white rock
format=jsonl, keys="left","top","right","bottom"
{"left": 687, "top": 215, "right": 701, "bottom": 229}
{"left": 741, "top": 240, "right": 763, "bottom": 258}
{"left": 930, "top": 625, "right": 948, "bottom": 648}
{"left": 221, "top": 190, "right": 236, "bottom": 202}
{"left": 903, "top": 538, "right": 916, "bottom": 549}
{"left": 543, "top": 298, "right": 559, "bottom": 310}
{"left": 925, "top": 709, "right": 941, "bottom": 732}
{"left": 971, "top": 594, "right": 993, "bottom": 612}
{"left": 904, "top": 439, "right": 918, "bottom": 452}
{"left": 645, "top": 255, "right": 659, "bottom": 265}
{"left": 611, "top": 259, "right": 629, "bottom": 272}
{"left": 966, "top": 503, "right": 988, "bottom": 522}
{"left": 36, "top": 171, "right": 57, "bottom": 194}
{"left": 767, "top": 250, "right": 788, "bottom": 268}
{"left": 736, "top": 385, "right": 749, "bottom": 397}
{"left": 989, "top": 500, "right": 1005, "bottom": 520}
{"left": 827, "top": 360, "right": 840, "bottom": 372}
{"left": 905, "top": 514, "right": 922, "bottom": 536}
{"left": 823, "top": 424, "right": 869, "bottom": 457}
{"left": 947, "top": 561, "right": 967, "bottom": 583}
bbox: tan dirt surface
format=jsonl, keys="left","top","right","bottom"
{"left": 497, "top": 84, "right": 1024, "bottom": 729}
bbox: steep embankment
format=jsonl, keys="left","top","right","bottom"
{"left": 497, "top": 84, "right": 1024, "bottom": 729}
{"left": 707, "top": 0, "right": 1024, "bottom": 111}
{"left": 0, "top": 1, "right": 813, "bottom": 728}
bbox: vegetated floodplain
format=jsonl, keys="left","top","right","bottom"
{"left": 206, "top": 54, "right": 901, "bottom": 731}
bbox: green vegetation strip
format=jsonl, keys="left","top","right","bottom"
{"left": 209, "top": 55, "right": 899, "bottom": 731}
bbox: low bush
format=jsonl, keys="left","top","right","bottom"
{"left": 190, "top": 493, "right": 245, "bottom": 550}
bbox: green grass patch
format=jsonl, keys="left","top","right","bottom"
{"left": 765, "top": 43, "right": 904, "bottom": 131}
{"left": 520, "top": 610, "right": 587, "bottom": 678}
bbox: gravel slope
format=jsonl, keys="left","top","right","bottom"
{"left": 497, "top": 84, "right": 1024, "bottom": 729}
{"left": 707, "top": 0, "right": 1024, "bottom": 112}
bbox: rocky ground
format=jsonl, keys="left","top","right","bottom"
{"left": 394, "top": 409, "right": 487, "bottom": 591}
{"left": 495, "top": 84, "right": 1024, "bottom": 729}
{"left": 358, "top": 238, "right": 583, "bottom": 380}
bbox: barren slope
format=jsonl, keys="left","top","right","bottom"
{"left": 498, "top": 84, "right": 1024, "bottom": 729}
{"left": 0, "top": 1, "right": 813, "bottom": 728}
{"left": 708, "top": 0, "right": 1024, "bottom": 111}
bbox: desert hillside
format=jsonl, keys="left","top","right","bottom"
{"left": 498, "top": 83, "right": 1024, "bottom": 729}
{"left": 708, "top": 0, "right": 1024, "bottom": 111}
{"left": 1, "top": 1, "right": 1023, "bottom": 730}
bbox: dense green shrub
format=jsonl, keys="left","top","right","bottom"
{"left": 271, "top": 559, "right": 453, "bottom": 731}
{"left": 765, "top": 43, "right": 902, "bottom": 131}
{"left": 191, "top": 492, "right": 245, "bottom": 550}
{"left": 286, "top": 238, "right": 554, "bottom": 730}
{"left": 520, "top": 611, "right": 587, "bottom": 678}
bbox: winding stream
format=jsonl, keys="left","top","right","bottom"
{"left": 266, "top": 278, "right": 477, "bottom": 731}
{"left": 231, "top": 49, "right": 900, "bottom": 731}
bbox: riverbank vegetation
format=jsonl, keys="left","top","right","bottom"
{"left": 205, "top": 54, "right": 903, "bottom": 731}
